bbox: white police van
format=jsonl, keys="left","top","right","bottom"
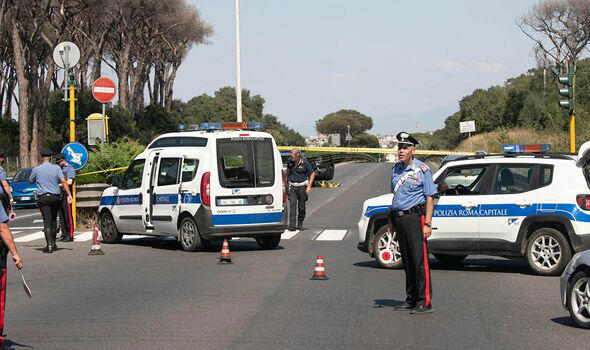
{"left": 357, "top": 143, "right": 590, "bottom": 275}
{"left": 98, "top": 122, "right": 287, "bottom": 251}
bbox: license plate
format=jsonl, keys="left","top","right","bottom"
{"left": 20, "top": 197, "right": 31, "bottom": 201}
{"left": 219, "top": 198, "right": 246, "bottom": 206}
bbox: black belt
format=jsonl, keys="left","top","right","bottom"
{"left": 39, "top": 193, "right": 59, "bottom": 197}
{"left": 392, "top": 205, "right": 424, "bottom": 217}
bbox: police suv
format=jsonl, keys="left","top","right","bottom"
{"left": 98, "top": 122, "right": 287, "bottom": 251}
{"left": 357, "top": 143, "right": 590, "bottom": 276}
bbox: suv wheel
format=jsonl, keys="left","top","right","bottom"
{"left": 373, "top": 225, "right": 402, "bottom": 269}
{"left": 525, "top": 228, "right": 571, "bottom": 276}
{"left": 256, "top": 234, "right": 281, "bottom": 249}
{"left": 178, "top": 217, "right": 203, "bottom": 252}
{"left": 434, "top": 254, "right": 468, "bottom": 265}
{"left": 567, "top": 270, "right": 590, "bottom": 329}
{"left": 99, "top": 211, "right": 122, "bottom": 244}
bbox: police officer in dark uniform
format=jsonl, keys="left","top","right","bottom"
{"left": 0, "top": 149, "right": 13, "bottom": 215}
{"left": 286, "top": 148, "right": 316, "bottom": 231}
{"left": 0, "top": 192, "right": 23, "bottom": 348}
{"left": 55, "top": 153, "right": 75, "bottom": 242}
{"left": 388, "top": 132, "right": 437, "bottom": 314}
{"left": 29, "top": 148, "right": 73, "bottom": 253}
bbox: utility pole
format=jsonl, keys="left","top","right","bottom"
{"left": 235, "top": 0, "right": 242, "bottom": 122}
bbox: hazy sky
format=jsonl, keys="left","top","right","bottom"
{"left": 176, "top": 1, "right": 540, "bottom": 136}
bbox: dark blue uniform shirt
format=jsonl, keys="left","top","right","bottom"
{"left": 287, "top": 156, "right": 315, "bottom": 183}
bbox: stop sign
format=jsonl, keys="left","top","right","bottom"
{"left": 92, "top": 77, "right": 116, "bottom": 103}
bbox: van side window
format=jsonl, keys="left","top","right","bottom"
{"left": 123, "top": 159, "right": 145, "bottom": 189}
{"left": 181, "top": 159, "right": 199, "bottom": 182}
{"left": 158, "top": 158, "right": 181, "bottom": 186}
{"left": 539, "top": 165, "right": 553, "bottom": 188}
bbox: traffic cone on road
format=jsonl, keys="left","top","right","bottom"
{"left": 218, "top": 239, "right": 233, "bottom": 264}
{"left": 88, "top": 223, "right": 105, "bottom": 256}
{"left": 310, "top": 255, "right": 329, "bottom": 280}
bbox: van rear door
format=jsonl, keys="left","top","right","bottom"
{"left": 211, "top": 136, "right": 283, "bottom": 226}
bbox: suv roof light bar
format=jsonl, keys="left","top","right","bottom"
{"left": 503, "top": 144, "right": 551, "bottom": 154}
{"left": 199, "top": 121, "right": 264, "bottom": 131}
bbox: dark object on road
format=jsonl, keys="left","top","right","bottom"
{"left": 310, "top": 255, "right": 329, "bottom": 280}
{"left": 218, "top": 239, "right": 233, "bottom": 264}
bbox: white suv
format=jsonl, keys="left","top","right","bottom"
{"left": 357, "top": 143, "right": 590, "bottom": 276}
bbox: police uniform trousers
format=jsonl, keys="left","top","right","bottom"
{"left": 394, "top": 211, "right": 432, "bottom": 307}
{"left": 37, "top": 193, "right": 61, "bottom": 248}
{"left": 58, "top": 189, "right": 73, "bottom": 240}
{"left": 288, "top": 185, "right": 308, "bottom": 227}
{"left": 0, "top": 244, "right": 8, "bottom": 347}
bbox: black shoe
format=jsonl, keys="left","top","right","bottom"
{"left": 410, "top": 304, "right": 433, "bottom": 314}
{"left": 61, "top": 236, "right": 73, "bottom": 242}
{"left": 288, "top": 226, "right": 297, "bottom": 231}
{"left": 52, "top": 243, "right": 58, "bottom": 251}
{"left": 297, "top": 222, "right": 303, "bottom": 230}
{"left": 42, "top": 246, "right": 53, "bottom": 253}
{"left": 393, "top": 302, "right": 416, "bottom": 311}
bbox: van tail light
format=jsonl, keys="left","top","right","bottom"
{"left": 576, "top": 194, "right": 590, "bottom": 210}
{"left": 200, "top": 172, "right": 211, "bottom": 206}
{"left": 282, "top": 170, "right": 287, "bottom": 204}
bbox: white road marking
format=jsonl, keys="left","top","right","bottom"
{"left": 33, "top": 219, "right": 43, "bottom": 223}
{"left": 281, "top": 230, "right": 300, "bottom": 239}
{"left": 10, "top": 226, "right": 43, "bottom": 230}
{"left": 74, "top": 231, "right": 94, "bottom": 242}
{"left": 15, "top": 231, "right": 44, "bottom": 243}
{"left": 12, "top": 213, "right": 42, "bottom": 220}
{"left": 314, "top": 229, "right": 348, "bottom": 241}
{"left": 11, "top": 231, "right": 21, "bottom": 235}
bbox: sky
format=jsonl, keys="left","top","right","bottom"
{"left": 176, "top": 0, "right": 541, "bottom": 136}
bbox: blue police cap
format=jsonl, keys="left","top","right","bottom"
{"left": 396, "top": 131, "right": 419, "bottom": 146}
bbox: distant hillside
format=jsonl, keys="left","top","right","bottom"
{"left": 453, "top": 128, "right": 570, "bottom": 153}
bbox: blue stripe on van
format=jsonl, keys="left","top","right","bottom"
{"left": 100, "top": 195, "right": 142, "bottom": 206}
{"left": 212, "top": 212, "right": 282, "bottom": 225}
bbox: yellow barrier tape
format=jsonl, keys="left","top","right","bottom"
{"left": 277, "top": 146, "right": 473, "bottom": 156}
{"left": 77, "top": 166, "right": 128, "bottom": 177}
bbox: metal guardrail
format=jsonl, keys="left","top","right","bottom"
{"left": 76, "top": 183, "right": 108, "bottom": 208}
{"left": 277, "top": 145, "right": 474, "bottom": 156}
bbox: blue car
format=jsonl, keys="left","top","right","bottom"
{"left": 9, "top": 168, "right": 37, "bottom": 208}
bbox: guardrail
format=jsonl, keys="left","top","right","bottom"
{"left": 76, "top": 183, "right": 108, "bottom": 208}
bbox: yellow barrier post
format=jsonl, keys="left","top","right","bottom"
{"left": 570, "top": 113, "right": 576, "bottom": 154}
{"left": 69, "top": 82, "right": 77, "bottom": 229}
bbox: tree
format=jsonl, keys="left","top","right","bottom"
{"left": 315, "top": 109, "right": 374, "bottom": 146}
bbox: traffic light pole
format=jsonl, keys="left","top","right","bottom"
{"left": 570, "top": 112, "right": 575, "bottom": 153}
{"left": 68, "top": 77, "right": 77, "bottom": 229}
{"left": 552, "top": 64, "right": 576, "bottom": 153}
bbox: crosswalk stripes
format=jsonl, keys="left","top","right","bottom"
{"left": 12, "top": 228, "right": 355, "bottom": 244}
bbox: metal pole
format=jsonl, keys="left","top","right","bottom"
{"left": 102, "top": 103, "right": 106, "bottom": 143}
{"left": 69, "top": 81, "right": 77, "bottom": 229}
{"left": 235, "top": 0, "right": 242, "bottom": 122}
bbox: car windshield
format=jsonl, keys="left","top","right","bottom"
{"left": 13, "top": 169, "right": 32, "bottom": 182}
{"left": 216, "top": 138, "right": 275, "bottom": 188}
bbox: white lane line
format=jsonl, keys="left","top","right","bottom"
{"left": 281, "top": 230, "right": 300, "bottom": 240}
{"left": 15, "top": 231, "right": 44, "bottom": 243}
{"left": 9, "top": 226, "right": 43, "bottom": 230}
{"left": 74, "top": 231, "right": 94, "bottom": 242}
{"left": 33, "top": 219, "right": 43, "bottom": 223}
{"left": 11, "top": 231, "right": 22, "bottom": 235}
{"left": 12, "top": 213, "right": 42, "bottom": 220}
{"left": 314, "top": 229, "right": 348, "bottom": 241}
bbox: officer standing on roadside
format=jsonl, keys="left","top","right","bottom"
{"left": 0, "top": 193, "right": 23, "bottom": 348}
{"left": 388, "top": 132, "right": 437, "bottom": 314}
{"left": 0, "top": 149, "right": 13, "bottom": 214}
{"left": 55, "top": 153, "right": 75, "bottom": 242}
{"left": 286, "top": 148, "right": 316, "bottom": 231}
{"left": 29, "top": 148, "right": 73, "bottom": 253}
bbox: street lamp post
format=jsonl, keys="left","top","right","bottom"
{"left": 235, "top": 0, "right": 242, "bottom": 122}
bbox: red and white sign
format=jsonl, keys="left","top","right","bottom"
{"left": 92, "top": 77, "right": 116, "bottom": 103}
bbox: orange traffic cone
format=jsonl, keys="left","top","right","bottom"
{"left": 310, "top": 255, "right": 329, "bottom": 280}
{"left": 88, "top": 223, "right": 105, "bottom": 255}
{"left": 218, "top": 239, "right": 233, "bottom": 264}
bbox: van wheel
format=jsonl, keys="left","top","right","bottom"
{"left": 256, "top": 234, "right": 281, "bottom": 249}
{"left": 434, "top": 254, "right": 467, "bottom": 265}
{"left": 567, "top": 270, "right": 590, "bottom": 329}
{"left": 178, "top": 217, "right": 203, "bottom": 252}
{"left": 99, "top": 211, "right": 122, "bottom": 244}
{"left": 373, "top": 225, "right": 402, "bottom": 269}
{"left": 525, "top": 228, "right": 571, "bottom": 276}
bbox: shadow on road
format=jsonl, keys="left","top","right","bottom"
{"left": 4, "top": 339, "right": 33, "bottom": 349}
{"left": 551, "top": 316, "right": 579, "bottom": 329}
{"left": 354, "top": 257, "right": 533, "bottom": 275}
{"left": 373, "top": 299, "right": 404, "bottom": 308}
{"left": 117, "top": 237, "right": 285, "bottom": 252}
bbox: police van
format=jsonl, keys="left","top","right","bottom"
{"left": 357, "top": 143, "right": 590, "bottom": 276}
{"left": 98, "top": 122, "right": 287, "bottom": 251}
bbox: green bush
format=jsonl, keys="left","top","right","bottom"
{"left": 77, "top": 139, "right": 144, "bottom": 185}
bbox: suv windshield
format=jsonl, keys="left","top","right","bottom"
{"left": 13, "top": 169, "right": 32, "bottom": 182}
{"left": 216, "top": 138, "right": 275, "bottom": 188}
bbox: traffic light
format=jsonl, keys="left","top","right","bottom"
{"left": 551, "top": 65, "right": 574, "bottom": 112}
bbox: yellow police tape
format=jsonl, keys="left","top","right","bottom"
{"left": 77, "top": 166, "right": 128, "bottom": 177}
{"left": 277, "top": 146, "right": 473, "bottom": 156}
{"left": 314, "top": 180, "right": 341, "bottom": 188}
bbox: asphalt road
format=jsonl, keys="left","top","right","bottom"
{"left": 2, "top": 162, "right": 588, "bottom": 349}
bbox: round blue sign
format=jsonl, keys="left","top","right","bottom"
{"left": 61, "top": 142, "right": 89, "bottom": 170}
